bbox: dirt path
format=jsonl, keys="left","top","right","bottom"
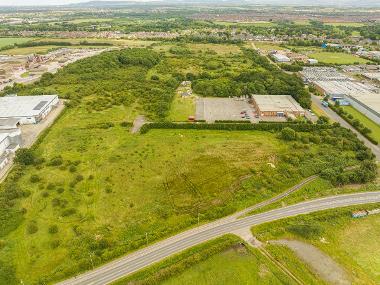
{"left": 271, "top": 239, "right": 351, "bottom": 285}
{"left": 131, "top": 115, "right": 146, "bottom": 134}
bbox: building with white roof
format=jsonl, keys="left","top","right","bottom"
{"left": 272, "top": 53, "right": 291, "bottom": 63}
{"left": 313, "top": 80, "right": 380, "bottom": 124}
{"left": 252, "top": 95, "right": 305, "bottom": 118}
{"left": 0, "top": 95, "right": 59, "bottom": 124}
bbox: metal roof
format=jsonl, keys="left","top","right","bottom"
{"left": 0, "top": 95, "right": 58, "bottom": 118}
{"left": 252, "top": 95, "right": 305, "bottom": 113}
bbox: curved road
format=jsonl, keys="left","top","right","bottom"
{"left": 57, "top": 191, "right": 380, "bottom": 285}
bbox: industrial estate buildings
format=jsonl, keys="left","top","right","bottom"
{"left": 252, "top": 95, "right": 305, "bottom": 118}
{"left": 0, "top": 94, "right": 59, "bottom": 172}
{"left": 0, "top": 95, "right": 59, "bottom": 124}
{"left": 300, "top": 67, "right": 380, "bottom": 124}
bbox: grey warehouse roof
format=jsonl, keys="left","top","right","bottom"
{"left": 0, "top": 95, "right": 58, "bottom": 118}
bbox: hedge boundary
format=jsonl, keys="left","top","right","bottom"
{"left": 330, "top": 105, "right": 378, "bottom": 145}
{"left": 140, "top": 122, "right": 332, "bottom": 134}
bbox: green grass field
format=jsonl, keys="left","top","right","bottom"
{"left": 254, "top": 41, "right": 287, "bottom": 51}
{"left": 253, "top": 203, "right": 380, "bottom": 285}
{"left": 341, "top": 106, "right": 380, "bottom": 142}
{"left": 162, "top": 245, "right": 295, "bottom": 285}
{"left": 324, "top": 22, "right": 365, "bottom": 27}
{"left": 167, "top": 94, "right": 196, "bottom": 121}
{"left": 308, "top": 52, "right": 370, "bottom": 64}
{"left": 0, "top": 37, "right": 34, "bottom": 48}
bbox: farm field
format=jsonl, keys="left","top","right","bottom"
{"left": 254, "top": 41, "right": 287, "bottom": 51}
{"left": 0, "top": 37, "right": 34, "bottom": 48}
{"left": 341, "top": 106, "right": 380, "bottom": 142}
{"left": 324, "top": 22, "right": 365, "bottom": 27}
{"left": 308, "top": 52, "right": 370, "bottom": 64}
{"left": 253, "top": 203, "right": 380, "bottom": 285}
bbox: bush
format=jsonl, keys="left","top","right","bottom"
{"left": 280, "top": 127, "right": 296, "bottom": 141}
{"left": 14, "top": 149, "right": 36, "bottom": 165}
{"left": 30, "top": 174, "right": 41, "bottom": 183}
{"left": 48, "top": 225, "right": 58, "bottom": 234}
{"left": 26, "top": 222, "right": 38, "bottom": 234}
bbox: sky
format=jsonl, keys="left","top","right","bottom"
{"left": 0, "top": 0, "right": 86, "bottom": 5}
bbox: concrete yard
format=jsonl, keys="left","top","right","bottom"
{"left": 20, "top": 100, "right": 65, "bottom": 147}
{"left": 195, "top": 98, "right": 256, "bottom": 123}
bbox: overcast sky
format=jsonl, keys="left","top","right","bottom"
{"left": 0, "top": 0, "right": 92, "bottom": 5}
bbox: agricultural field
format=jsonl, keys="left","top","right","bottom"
{"left": 0, "top": 37, "right": 34, "bottom": 48}
{"left": 307, "top": 52, "right": 371, "bottom": 64}
{"left": 341, "top": 106, "right": 380, "bottom": 142}
{"left": 253, "top": 203, "right": 380, "bottom": 285}
{"left": 254, "top": 41, "right": 287, "bottom": 51}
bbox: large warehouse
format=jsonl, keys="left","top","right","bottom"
{"left": 0, "top": 95, "right": 59, "bottom": 124}
{"left": 252, "top": 95, "right": 305, "bottom": 118}
{"left": 313, "top": 80, "right": 380, "bottom": 124}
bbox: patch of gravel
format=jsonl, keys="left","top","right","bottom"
{"left": 271, "top": 239, "right": 351, "bottom": 285}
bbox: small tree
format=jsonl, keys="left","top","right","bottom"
{"left": 280, "top": 127, "right": 296, "bottom": 141}
{"left": 317, "top": 116, "right": 329, "bottom": 125}
{"left": 14, "top": 149, "right": 36, "bottom": 166}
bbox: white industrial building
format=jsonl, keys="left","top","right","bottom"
{"left": 272, "top": 53, "right": 291, "bottom": 62}
{"left": 313, "top": 80, "right": 380, "bottom": 124}
{"left": 0, "top": 129, "right": 21, "bottom": 170}
{"left": 300, "top": 67, "right": 349, "bottom": 82}
{"left": 0, "top": 95, "right": 59, "bottom": 124}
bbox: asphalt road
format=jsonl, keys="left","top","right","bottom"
{"left": 57, "top": 191, "right": 380, "bottom": 285}
{"left": 311, "top": 95, "right": 380, "bottom": 161}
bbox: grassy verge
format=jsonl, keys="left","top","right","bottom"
{"left": 265, "top": 244, "right": 327, "bottom": 285}
{"left": 112, "top": 234, "right": 301, "bottom": 285}
{"left": 341, "top": 106, "right": 380, "bottom": 142}
{"left": 330, "top": 104, "right": 378, "bottom": 145}
{"left": 247, "top": 177, "right": 379, "bottom": 215}
{"left": 252, "top": 203, "right": 380, "bottom": 285}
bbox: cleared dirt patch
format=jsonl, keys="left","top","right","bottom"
{"left": 271, "top": 239, "right": 351, "bottom": 285}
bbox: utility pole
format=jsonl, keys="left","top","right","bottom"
{"left": 197, "top": 212, "right": 200, "bottom": 225}
{"left": 145, "top": 232, "right": 148, "bottom": 245}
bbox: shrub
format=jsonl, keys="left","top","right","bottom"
{"left": 14, "top": 149, "right": 36, "bottom": 165}
{"left": 26, "top": 222, "right": 38, "bottom": 234}
{"left": 280, "top": 127, "right": 296, "bottom": 141}
{"left": 30, "top": 175, "right": 41, "bottom": 183}
{"left": 48, "top": 156, "right": 64, "bottom": 167}
{"left": 48, "top": 225, "right": 58, "bottom": 234}
{"left": 61, "top": 208, "right": 76, "bottom": 217}
{"left": 69, "top": 165, "right": 77, "bottom": 173}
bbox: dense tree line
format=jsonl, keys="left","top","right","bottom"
{"left": 192, "top": 49, "right": 311, "bottom": 108}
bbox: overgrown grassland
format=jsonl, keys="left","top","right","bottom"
{"left": 0, "top": 47, "right": 376, "bottom": 284}
{"left": 341, "top": 106, "right": 380, "bottom": 142}
{"left": 252, "top": 204, "right": 380, "bottom": 285}
{"left": 308, "top": 52, "right": 370, "bottom": 64}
